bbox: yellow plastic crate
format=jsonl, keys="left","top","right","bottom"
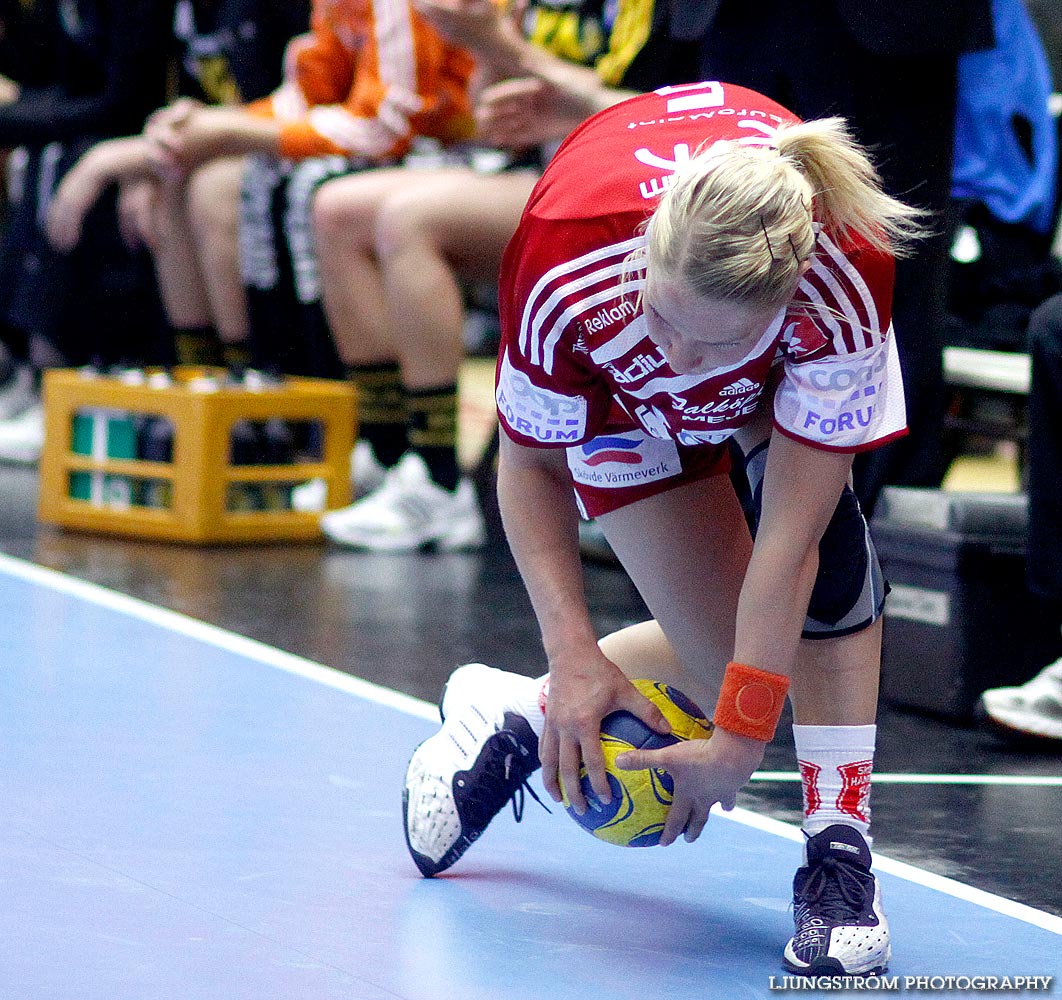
{"left": 38, "top": 367, "right": 356, "bottom": 543}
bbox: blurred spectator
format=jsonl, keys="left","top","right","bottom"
{"left": 45, "top": 0, "right": 312, "bottom": 384}
{"left": 0, "top": 0, "right": 174, "bottom": 462}
{"left": 946, "top": 0, "right": 1061, "bottom": 352}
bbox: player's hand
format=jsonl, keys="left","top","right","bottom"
{"left": 115, "top": 179, "right": 161, "bottom": 252}
{"left": 540, "top": 651, "right": 671, "bottom": 816}
{"left": 148, "top": 106, "right": 279, "bottom": 178}
{"left": 615, "top": 727, "right": 766, "bottom": 845}
{"left": 476, "top": 77, "right": 585, "bottom": 149}
{"left": 145, "top": 96, "right": 202, "bottom": 134}
{"left": 46, "top": 156, "right": 109, "bottom": 253}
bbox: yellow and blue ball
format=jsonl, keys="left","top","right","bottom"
{"left": 559, "top": 679, "right": 713, "bottom": 847}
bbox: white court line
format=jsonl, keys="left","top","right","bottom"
{"left": 752, "top": 771, "right": 1062, "bottom": 788}
{"left": 2, "top": 551, "right": 1061, "bottom": 937}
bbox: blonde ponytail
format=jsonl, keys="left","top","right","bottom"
{"left": 774, "top": 117, "right": 929, "bottom": 256}
{"left": 643, "top": 116, "right": 929, "bottom": 310}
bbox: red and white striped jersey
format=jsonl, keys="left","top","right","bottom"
{"left": 496, "top": 82, "right": 908, "bottom": 455}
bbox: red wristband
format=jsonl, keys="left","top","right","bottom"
{"left": 713, "top": 661, "right": 790, "bottom": 743}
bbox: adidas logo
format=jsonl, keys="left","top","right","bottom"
{"left": 720, "top": 377, "right": 758, "bottom": 397}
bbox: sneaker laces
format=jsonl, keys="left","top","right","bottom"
{"left": 799, "top": 856, "right": 869, "bottom": 922}
{"left": 463, "top": 730, "right": 550, "bottom": 829}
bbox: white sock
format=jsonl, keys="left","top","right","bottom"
{"left": 513, "top": 673, "right": 549, "bottom": 739}
{"left": 793, "top": 724, "right": 876, "bottom": 843}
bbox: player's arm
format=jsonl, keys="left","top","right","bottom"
{"left": 616, "top": 432, "right": 853, "bottom": 845}
{"left": 735, "top": 433, "right": 853, "bottom": 676}
{"left": 46, "top": 136, "right": 158, "bottom": 253}
{"left": 496, "top": 433, "right": 670, "bottom": 814}
{"left": 416, "top": 0, "right": 636, "bottom": 125}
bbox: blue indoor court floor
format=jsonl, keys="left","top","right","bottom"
{"left": 2, "top": 553, "right": 1060, "bottom": 1000}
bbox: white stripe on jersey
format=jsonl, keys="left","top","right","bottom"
{"left": 539, "top": 266, "right": 641, "bottom": 374}
{"left": 805, "top": 257, "right": 866, "bottom": 351}
{"left": 817, "top": 232, "right": 882, "bottom": 350}
{"left": 796, "top": 274, "right": 846, "bottom": 348}
{"left": 589, "top": 311, "right": 650, "bottom": 366}
{"left": 375, "top": 0, "right": 418, "bottom": 101}
{"left": 519, "top": 235, "right": 645, "bottom": 372}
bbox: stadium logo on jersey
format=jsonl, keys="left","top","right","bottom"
{"left": 632, "top": 403, "right": 673, "bottom": 439}
{"left": 567, "top": 431, "right": 681, "bottom": 488}
{"left": 497, "top": 350, "right": 588, "bottom": 444}
{"left": 808, "top": 350, "right": 888, "bottom": 392}
{"left": 719, "top": 377, "right": 758, "bottom": 397}
{"left": 634, "top": 143, "right": 692, "bottom": 200}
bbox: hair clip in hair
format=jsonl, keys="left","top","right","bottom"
{"left": 760, "top": 215, "right": 780, "bottom": 263}
{"left": 788, "top": 234, "right": 811, "bottom": 263}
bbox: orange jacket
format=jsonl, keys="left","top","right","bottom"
{"left": 248, "top": 0, "right": 476, "bottom": 161}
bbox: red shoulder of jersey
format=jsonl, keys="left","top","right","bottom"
{"left": 527, "top": 82, "right": 801, "bottom": 222}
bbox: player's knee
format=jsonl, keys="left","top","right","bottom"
{"left": 803, "top": 485, "right": 884, "bottom": 638}
{"left": 374, "top": 190, "right": 435, "bottom": 262}
{"left": 311, "top": 180, "right": 375, "bottom": 250}
{"left": 186, "top": 162, "right": 239, "bottom": 234}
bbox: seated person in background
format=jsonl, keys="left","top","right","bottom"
{"left": 0, "top": 0, "right": 174, "bottom": 463}
{"left": 979, "top": 291, "right": 1062, "bottom": 743}
{"left": 49, "top": 0, "right": 477, "bottom": 386}
{"left": 46, "top": 0, "right": 312, "bottom": 378}
{"left": 312, "top": 0, "right": 701, "bottom": 551}
{"left": 148, "top": 0, "right": 478, "bottom": 382}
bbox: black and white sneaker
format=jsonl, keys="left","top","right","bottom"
{"left": 783, "top": 824, "right": 891, "bottom": 976}
{"left": 402, "top": 663, "right": 543, "bottom": 877}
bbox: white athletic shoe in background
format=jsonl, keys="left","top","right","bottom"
{"left": 979, "top": 659, "right": 1062, "bottom": 740}
{"left": 320, "top": 452, "right": 485, "bottom": 551}
{"left": 293, "top": 440, "right": 389, "bottom": 512}
{"left": 0, "top": 401, "right": 44, "bottom": 464}
{"left": 0, "top": 365, "right": 38, "bottom": 421}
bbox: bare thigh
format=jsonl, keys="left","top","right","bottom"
{"left": 374, "top": 168, "right": 540, "bottom": 282}
{"left": 596, "top": 474, "right": 752, "bottom": 711}
{"left": 313, "top": 166, "right": 435, "bottom": 236}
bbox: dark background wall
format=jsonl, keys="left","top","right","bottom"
{"left": 1028, "top": 0, "right": 1062, "bottom": 89}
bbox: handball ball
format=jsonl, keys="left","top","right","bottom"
{"left": 559, "top": 679, "right": 713, "bottom": 847}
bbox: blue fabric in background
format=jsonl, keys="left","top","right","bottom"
{"left": 952, "top": 0, "right": 1059, "bottom": 234}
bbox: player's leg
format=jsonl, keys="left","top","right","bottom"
{"left": 184, "top": 156, "right": 252, "bottom": 366}
{"left": 734, "top": 408, "right": 891, "bottom": 977}
{"left": 146, "top": 173, "right": 224, "bottom": 366}
{"left": 312, "top": 167, "right": 422, "bottom": 494}
{"left": 321, "top": 169, "right": 537, "bottom": 551}
{"left": 402, "top": 467, "right": 750, "bottom": 877}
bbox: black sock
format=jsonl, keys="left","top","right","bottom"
{"left": 346, "top": 362, "right": 407, "bottom": 468}
{"left": 407, "top": 384, "right": 459, "bottom": 491}
{"left": 173, "top": 326, "right": 224, "bottom": 367}
{"left": 222, "top": 340, "right": 253, "bottom": 379}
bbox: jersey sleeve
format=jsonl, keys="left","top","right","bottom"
{"left": 773, "top": 232, "right": 908, "bottom": 452}
{"left": 495, "top": 214, "right": 617, "bottom": 448}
